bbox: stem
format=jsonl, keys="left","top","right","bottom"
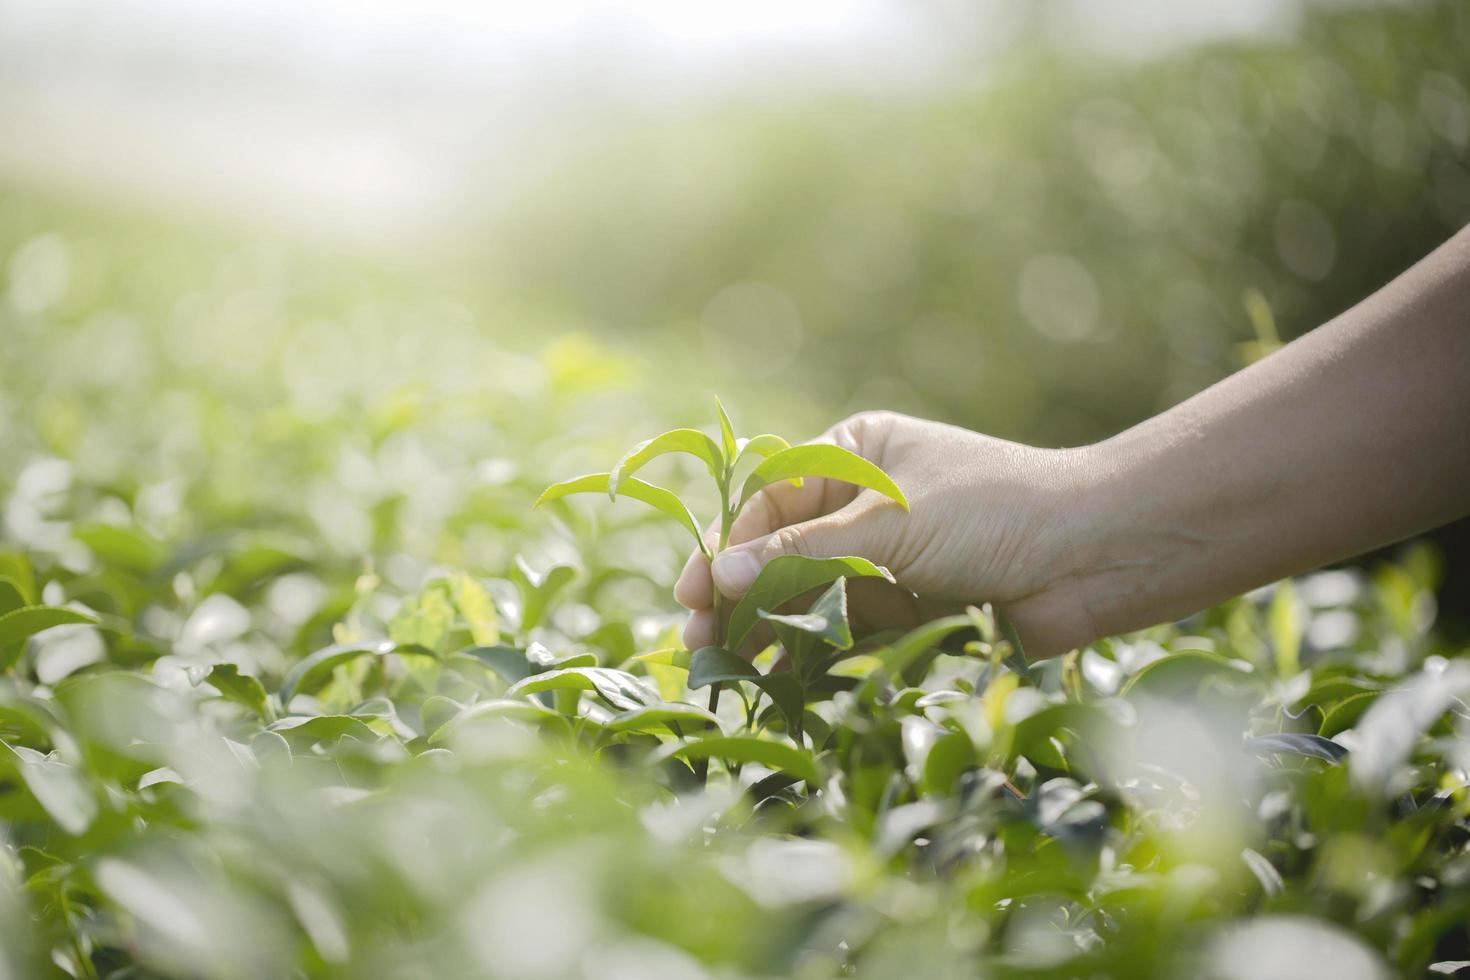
{"left": 697, "top": 479, "right": 736, "bottom": 785}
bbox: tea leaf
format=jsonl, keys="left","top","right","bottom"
{"left": 715, "top": 397, "right": 738, "bottom": 465}
{"left": 726, "top": 555, "right": 893, "bottom": 652}
{"left": 757, "top": 577, "right": 853, "bottom": 651}
{"left": 536, "top": 473, "right": 707, "bottom": 555}
{"left": 609, "top": 428, "right": 724, "bottom": 498}
{"left": 737, "top": 445, "right": 908, "bottom": 512}
{"left": 666, "top": 735, "right": 819, "bottom": 784}
{"left": 604, "top": 703, "right": 720, "bottom": 735}
{"left": 204, "top": 664, "right": 271, "bottom": 720}
{"left": 507, "top": 666, "right": 659, "bottom": 712}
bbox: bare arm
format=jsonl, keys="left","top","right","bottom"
{"left": 1061, "top": 224, "right": 1470, "bottom": 646}
{"left": 676, "top": 227, "right": 1470, "bottom": 658}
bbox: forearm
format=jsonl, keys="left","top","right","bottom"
{"left": 1070, "top": 226, "right": 1470, "bottom": 640}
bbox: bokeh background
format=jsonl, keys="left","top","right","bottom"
{"left": 3, "top": 0, "right": 1468, "bottom": 633}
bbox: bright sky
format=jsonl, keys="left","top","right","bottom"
{"left": 0, "top": 0, "right": 1304, "bottom": 245}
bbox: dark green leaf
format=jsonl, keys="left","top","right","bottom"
{"left": 757, "top": 577, "right": 853, "bottom": 651}
{"left": 665, "top": 735, "right": 819, "bottom": 784}
{"left": 726, "top": 555, "right": 893, "bottom": 652}
{"left": 203, "top": 664, "right": 271, "bottom": 720}
{"left": 1246, "top": 732, "right": 1348, "bottom": 764}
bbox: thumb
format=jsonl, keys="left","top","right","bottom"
{"left": 710, "top": 516, "right": 857, "bottom": 597}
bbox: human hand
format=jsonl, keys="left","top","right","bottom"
{"left": 674, "top": 411, "right": 1099, "bottom": 659}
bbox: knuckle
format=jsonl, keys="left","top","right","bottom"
{"left": 770, "top": 525, "right": 810, "bottom": 558}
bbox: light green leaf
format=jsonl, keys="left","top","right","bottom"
{"left": 665, "top": 735, "right": 819, "bottom": 784}
{"left": 1121, "top": 650, "right": 1256, "bottom": 699}
{"left": 610, "top": 428, "right": 724, "bottom": 498}
{"left": 0, "top": 554, "right": 37, "bottom": 607}
{"left": 0, "top": 606, "right": 98, "bottom": 652}
{"left": 428, "top": 698, "right": 568, "bottom": 745}
{"left": 726, "top": 555, "right": 893, "bottom": 653}
{"left": 735, "top": 434, "right": 801, "bottom": 487}
{"left": 389, "top": 584, "right": 455, "bottom": 653}
{"left": 857, "top": 615, "right": 973, "bottom": 696}
{"left": 632, "top": 648, "right": 691, "bottom": 670}
{"left": 269, "top": 714, "right": 380, "bottom": 744}
{"left": 1268, "top": 580, "right": 1302, "bottom": 678}
{"left": 507, "top": 666, "right": 659, "bottom": 711}
{"left": 73, "top": 523, "right": 165, "bottom": 574}
{"left": 604, "top": 703, "right": 719, "bottom": 734}
{"left": 0, "top": 744, "right": 96, "bottom": 835}
{"left": 449, "top": 573, "right": 500, "bottom": 645}
{"left": 737, "top": 444, "right": 908, "bottom": 513}
{"left": 715, "top": 397, "right": 738, "bottom": 465}
{"left": 535, "top": 473, "right": 707, "bottom": 556}
{"left": 456, "top": 645, "right": 532, "bottom": 685}
{"left": 278, "top": 642, "right": 433, "bottom": 706}
{"left": 510, "top": 558, "right": 577, "bottom": 633}
{"left": 204, "top": 664, "right": 271, "bottom": 720}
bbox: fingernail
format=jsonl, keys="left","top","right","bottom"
{"left": 711, "top": 549, "right": 761, "bottom": 595}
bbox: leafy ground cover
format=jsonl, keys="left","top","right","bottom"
{"left": 1, "top": 341, "right": 1468, "bottom": 976}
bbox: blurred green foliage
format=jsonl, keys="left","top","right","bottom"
{"left": 1, "top": 1, "right": 1469, "bottom": 977}
{"left": 484, "top": 0, "right": 1470, "bottom": 445}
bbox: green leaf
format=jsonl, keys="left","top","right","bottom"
{"left": 73, "top": 523, "right": 165, "bottom": 574}
{"left": 535, "top": 473, "right": 707, "bottom": 556}
{"left": 737, "top": 444, "right": 908, "bottom": 513}
{"left": 203, "top": 664, "right": 270, "bottom": 720}
{"left": 269, "top": 714, "right": 380, "bottom": 744}
{"left": 1268, "top": 580, "right": 1302, "bottom": 678}
{"left": 736, "top": 434, "right": 790, "bottom": 464}
{"left": 279, "top": 642, "right": 442, "bottom": 706}
{"left": 922, "top": 730, "right": 977, "bottom": 797}
{"left": 1006, "top": 703, "right": 1110, "bottom": 769}
{"left": 449, "top": 573, "right": 500, "bottom": 645}
{"left": 1121, "top": 650, "right": 1255, "bottom": 699}
{"left": 510, "top": 558, "right": 577, "bottom": 634}
{"left": 757, "top": 577, "right": 854, "bottom": 651}
{"left": 610, "top": 428, "right": 724, "bottom": 498}
{"left": 688, "top": 646, "right": 761, "bottom": 688}
{"left": 857, "top": 615, "right": 973, "bottom": 696}
{"left": 418, "top": 695, "right": 464, "bottom": 737}
{"left": 0, "top": 744, "right": 96, "bottom": 835}
{"left": 389, "top": 584, "right": 455, "bottom": 653}
{"left": 687, "top": 647, "right": 803, "bottom": 733}
{"left": 726, "top": 555, "right": 893, "bottom": 653}
{"left": 1319, "top": 691, "right": 1379, "bottom": 737}
{"left": 998, "top": 614, "right": 1032, "bottom": 680}
{"left": 632, "top": 648, "right": 691, "bottom": 670}
{"left": 735, "top": 434, "right": 801, "bottom": 488}
{"left": 665, "top": 735, "right": 819, "bottom": 784}
{"left": 1246, "top": 732, "right": 1348, "bottom": 764}
{"left": 715, "top": 397, "right": 738, "bottom": 465}
{"left": 0, "top": 554, "right": 37, "bottom": 607}
{"left": 506, "top": 666, "right": 658, "bottom": 711}
{"left": 0, "top": 606, "right": 98, "bottom": 655}
{"left": 428, "top": 699, "right": 568, "bottom": 745}
{"left": 604, "top": 703, "right": 720, "bottom": 735}
{"left": 456, "top": 645, "right": 532, "bottom": 685}
{"left": 0, "top": 581, "right": 25, "bottom": 617}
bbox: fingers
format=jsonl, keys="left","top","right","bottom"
{"left": 673, "top": 548, "right": 713, "bottom": 610}
{"left": 710, "top": 509, "right": 862, "bottom": 598}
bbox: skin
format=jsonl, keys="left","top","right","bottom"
{"left": 676, "top": 225, "right": 1470, "bottom": 659}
